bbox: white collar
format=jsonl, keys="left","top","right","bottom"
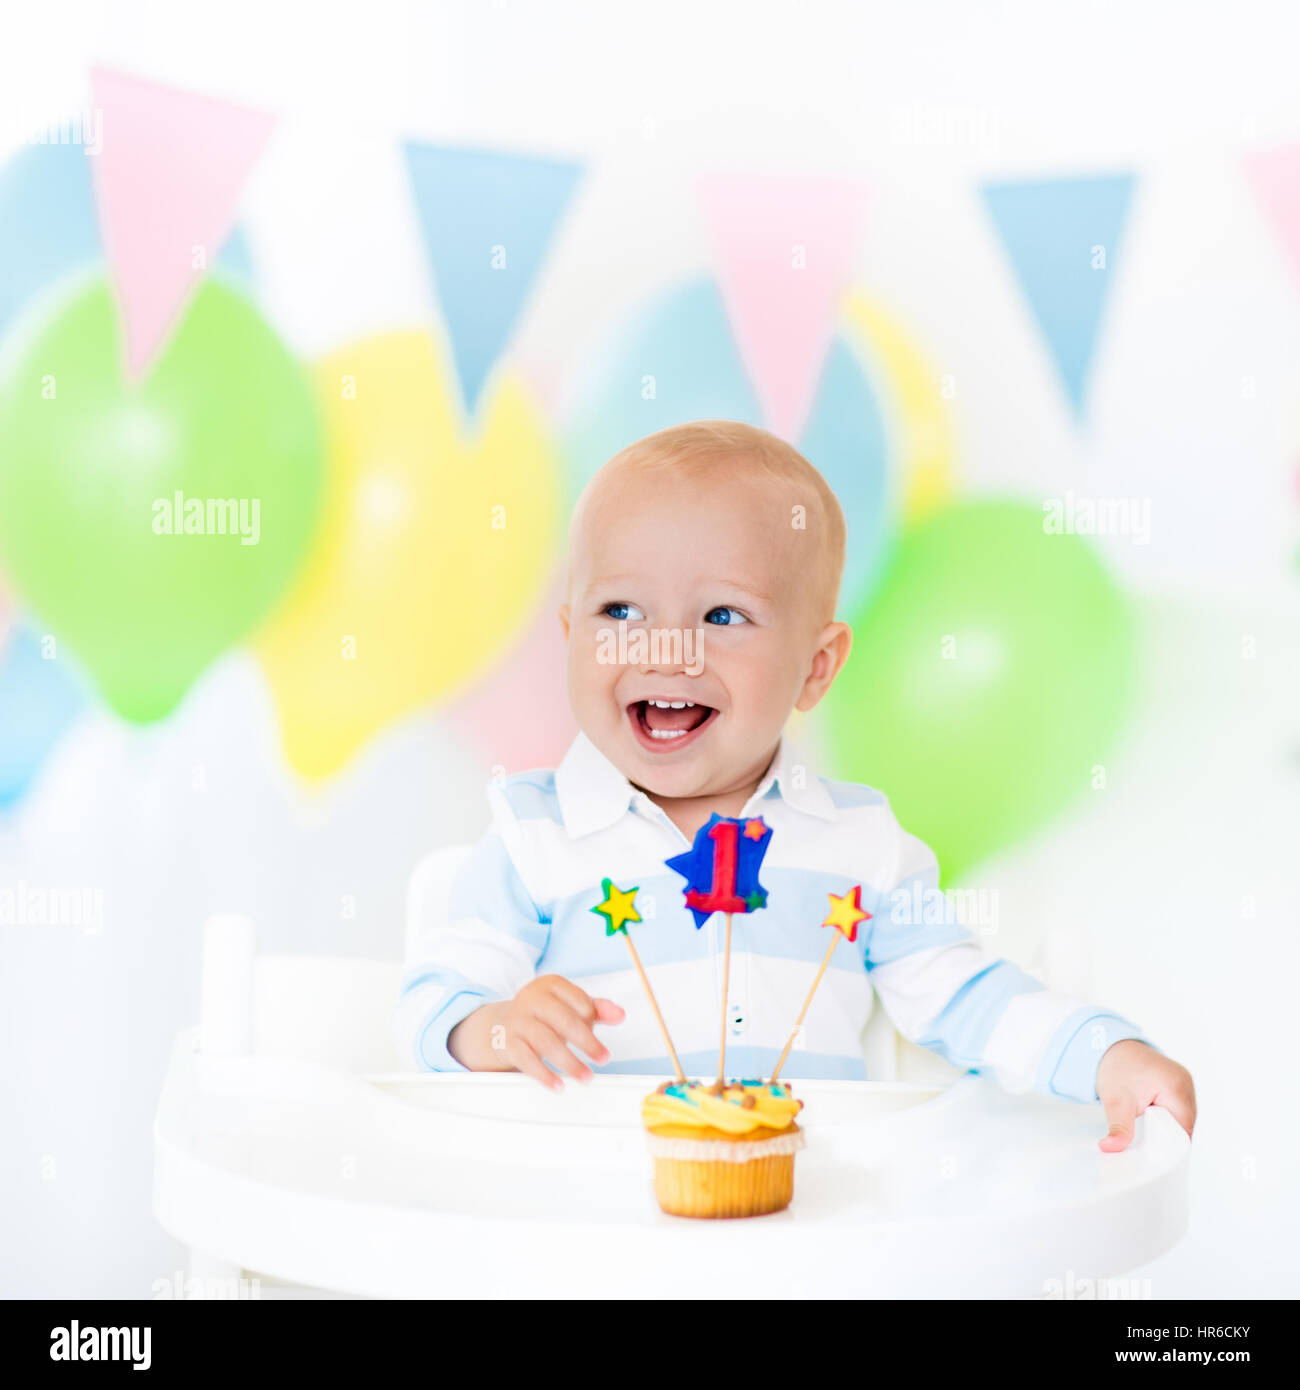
{"left": 553, "top": 731, "right": 837, "bottom": 839}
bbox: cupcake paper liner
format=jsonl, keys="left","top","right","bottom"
{"left": 650, "top": 1151, "right": 798, "bottom": 1218}
{"left": 644, "top": 1129, "right": 806, "bottom": 1163}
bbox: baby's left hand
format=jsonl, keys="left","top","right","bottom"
{"left": 1095, "top": 1039, "right": 1196, "bottom": 1152}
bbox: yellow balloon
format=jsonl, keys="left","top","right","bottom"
{"left": 255, "top": 331, "right": 561, "bottom": 780}
{"left": 843, "top": 293, "right": 956, "bottom": 524}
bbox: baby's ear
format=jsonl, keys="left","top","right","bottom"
{"left": 558, "top": 604, "right": 571, "bottom": 639}
{"left": 796, "top": 621, "right": 852, "bottom": 711}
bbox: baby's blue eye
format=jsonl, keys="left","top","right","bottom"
{"left": 705, "top": 606, "right": 748, "bottom": 626}
{"left": 603, "top": 601, "right": 645, "bottom": 621}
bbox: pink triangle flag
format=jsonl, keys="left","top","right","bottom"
{"left": 89, "top": 67, "right": 277, "bottom": 379}
{"left": 1243, "top": 145, "right": 1300, "bottom": 289}
{"left": 696, "top": 171, "right": 868, "bottom": 441}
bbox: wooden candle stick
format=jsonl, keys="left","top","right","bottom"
{"left": 591, "top": 878, "right": 685, "bottom": 1082}
{"left": 717, "top": 912, "right": 733, "bottom": 1087}
{"left": 770, "top": 886, "right": 871, "bottom": 1085}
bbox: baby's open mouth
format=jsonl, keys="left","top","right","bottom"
{"left": 627, "top": 698, "right": 717, "bottom": 751}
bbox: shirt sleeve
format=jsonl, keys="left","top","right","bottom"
{"left": 391, "top": 827, "right": 549, "bottom": 1072}
{"left": 863, "top": 812, "right": 1152, "bottom": 1103}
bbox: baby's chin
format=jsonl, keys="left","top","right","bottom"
{"left": 624, "top": 759, "right": 721, "bottom": 803}
{"left": 603, "top": 731, "right": 739, "bottom": 804}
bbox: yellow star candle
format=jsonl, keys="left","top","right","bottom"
{"left": 591, "top": 877, "right": 685, "bottom": 1082}
{"left": 770, "top": 886, "right": 871, "bottom": 1084}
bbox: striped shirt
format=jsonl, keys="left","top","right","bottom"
{"left": 393, "top": 733, "right": 1148, "bottom": 1101}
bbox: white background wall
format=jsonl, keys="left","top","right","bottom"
{"left": 1, "top": 0, "right": 1297, "bottom": 1297}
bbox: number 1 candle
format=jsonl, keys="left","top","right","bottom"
{"left": 666, "top": 814, "right": 773, "bottom": 1086}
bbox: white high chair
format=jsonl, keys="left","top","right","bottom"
{"left": 153, "top": 849, "right": 1188, "bottom": 1298}
{"left": 166, "top": 844, "right": 949, "bottom": 1291}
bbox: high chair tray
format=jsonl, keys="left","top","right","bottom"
{"left": 153, "top": 1030, "right": 1189, "bottom": 1299}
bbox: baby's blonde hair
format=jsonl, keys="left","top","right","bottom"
{"left": 577, "top": 420, "right": 846, "bottom": 623}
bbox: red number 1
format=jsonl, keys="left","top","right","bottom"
{"left": 685, "top": 819, "right": 747, "bottom": 917}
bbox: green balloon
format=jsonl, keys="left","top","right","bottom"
{"left": 0, "top": 274, "right": 323, "bottom": 722}
{"left": 827, "top": 500, "right": 1134, "bottom": 884}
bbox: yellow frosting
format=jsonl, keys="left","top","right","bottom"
{"left": 641, "top": 1080, "right": 802, "bottom": 1135}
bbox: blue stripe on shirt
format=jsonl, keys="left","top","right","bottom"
{"left": 914, "top": 959, "right": 1045, "bottom": 1071}
{"left": 445, "top": 832, "right": 551, "bottom": 953}
{"left": 1038, "top": 1008, "right": 1153, "bottom": 1102}
{"left": 495, "top": 772, "right": 563, "bottom": 824}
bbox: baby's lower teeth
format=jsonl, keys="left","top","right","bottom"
{"left": 649, "top": 728, "right": 686, "bottom": 740}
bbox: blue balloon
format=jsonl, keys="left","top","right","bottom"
{"left": 562, "top": 277, "right": 893, "bottom": 612}
{"left": 0, "top": 142, "right": 255, "bottom": 337}
{"left": 0, "top": 624, "right": 87, "bottom": 808}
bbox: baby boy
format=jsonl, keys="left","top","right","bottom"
{"left": 393, "top": 421, "right": 1195, "bottom": 1151}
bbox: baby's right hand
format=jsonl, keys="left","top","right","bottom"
{"left": 497, "top": 975, "right": 624, "bottom": 1090}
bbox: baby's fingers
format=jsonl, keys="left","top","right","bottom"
{"left": 1098, "top": 1087, "right": 1139, "bottom": 1153}
{"left": 521, "top": 1019, "right": 593, "bottom": 1083}
{"left": 545, "top": 975, "right": 601, "bottom": 1022}
{"left": 508, "top": 1036, "right": 562, "bottom": 1092}
{"left": 1156, "top": 1076, "right": 1197, "bottom": 1139}
{"left": 536, "top": 997, "right": 609, "bottom": 1068}
{"left": 592, "top": 997, "right": 626, "bottom": 1025}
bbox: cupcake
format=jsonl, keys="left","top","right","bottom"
{"left": 642, "top": 1078, "right": 805, "bottom": 1218}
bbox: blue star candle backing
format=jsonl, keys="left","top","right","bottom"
{"left": 666, "top": 813, "right": 772, "bottom": 928}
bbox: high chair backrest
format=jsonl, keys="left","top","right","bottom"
{"left": 405, "top": 844, "right": 473, "bottom": 960}
{"left": 251, "top": 955, "right": 404, "bottom": 1072}
{"left": 199, "top": 914, "right": 403, "bottom": 1074}
{"left": 196, "top": 848, "right": 477, "bottom": 1075}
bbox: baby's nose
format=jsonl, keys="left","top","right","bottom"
{"left": 634, "top": 626, "right": 704, "bottom": 676}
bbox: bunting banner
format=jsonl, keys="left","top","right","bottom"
{"left": 403, "top": 142, "right": 584, "bottom": 419}
{"left": 89, "top": 66, "right": 276, "bottom": 378}
{"left": 0, "top": 141, "right": 255, "bottom": 339}
{"left": 695, "top": 170, "right": 868, "bottom": 442}
{"left": 1242, "top": 145, "right": 1300, "bottom": 289}
{"left": 981, "top": 173, "right": 1135, "bottom": 422}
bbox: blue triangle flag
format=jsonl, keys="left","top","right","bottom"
{"left": 403, "top": 142, "right": 583, "bottom": 417}
{"left": 981, "top": 173, "right": 1135, "bottom": 421}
